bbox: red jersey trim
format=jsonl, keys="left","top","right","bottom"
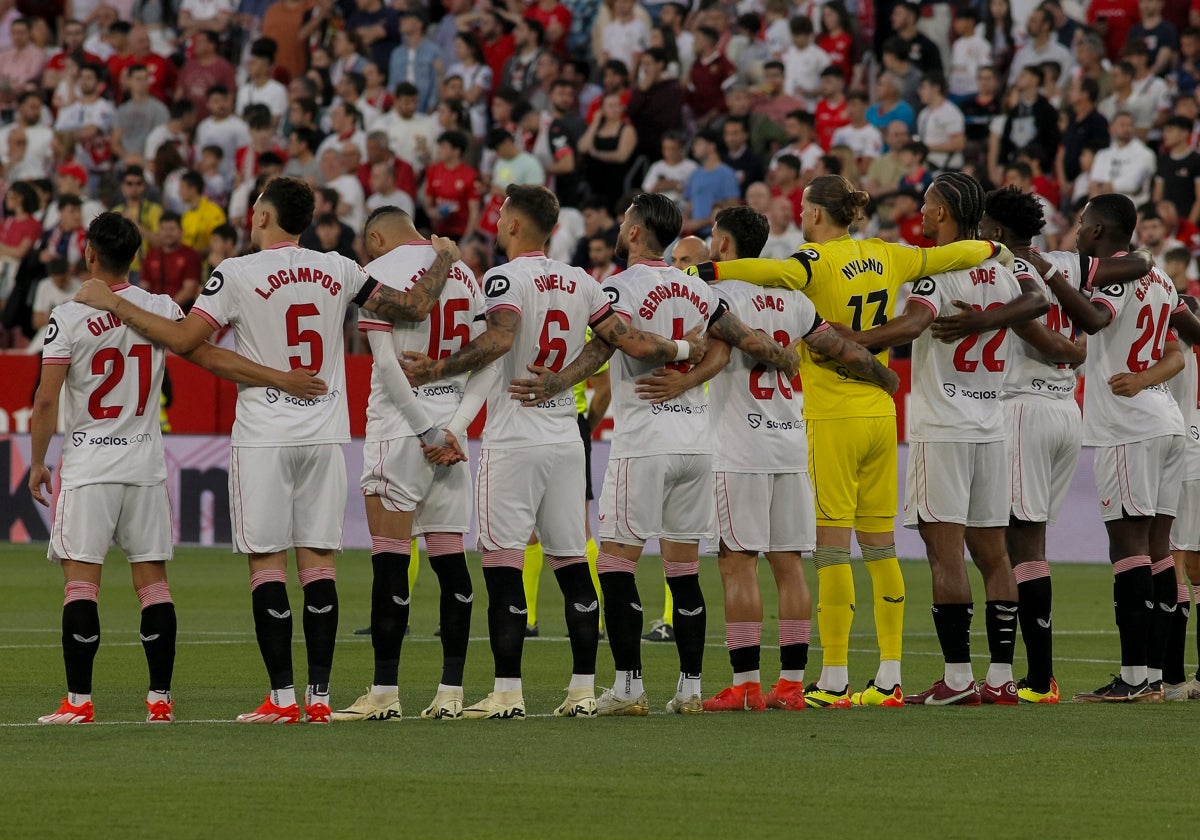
{"left": 808, "top": 320, "right": 831, "bottom": 337}
{"left": 1095, "top": 298, "right": 1118, "bottom": 320}
{"left": 487, "top": 303, "right": 522, "bottom": 316}
{"left": 358, "top": 322, "right": 393, "bottom": 333}
{"left": 402, "top": 239, "right": 432, "bottom": 246}
{"left": 190, "top": 307, "right": 223, "bottom": 330}
{"left": 587, "top": 302, "right": 613, "bottom": 325}
{"left": 109, "top": 282, "right": 132, "bottom": 292}
{"left": 1174, "top": 300, "right": 1187, "bottom": 314}
{"left": 910, "top": 296, "right": 939, "bottom": 317}
{"left": 515, "top": 251, "right": 545, "bottom": 258}
{"left": 268, "top": 241, "right": 300, "bottom": 250}
{"left": 630, "top": 259, "right": 669, "bottom": 267}
{"left": 42, "top": 356, "right": 71, "bottom": 365}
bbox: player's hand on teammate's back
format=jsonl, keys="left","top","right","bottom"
{"left": 509, "top": 364, "right": 562, "bottom": 406}
{"left": 992, "top": 243, "right": 1016, "bottom": 271}
{"left": 683, "top": 324, "right": 708, "bottom": 363}
{"left": 931, "top": 300, "right": 988, "bottom": 342}
{"left": 634, "top": 367, "right": 689, "bottom": 404}
{"left": 277, "top": 368, "right": 328, "bottom": 399}
{"left": 825, "top": 320, "right": 866, "bottom": 350}
{"left": 74, "top": 278, "right": 120, "bottom": 311}
{"left": 28, "top": 464, "right": 52, "bottom": 507}
{"left": 1108, "top": 372, "right": 1146, "bottom": 398}
{"left": 400, "top": 351, "right": 437, "bottom": 385}
{"left": 782, "top": 338, "right": 802, "bottom": 378}
{"left": 430, "top": 234, "right": 461, "bottom": 262}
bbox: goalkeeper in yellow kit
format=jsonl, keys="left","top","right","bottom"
{"left": 689, "top": 175, "right": 1010, "bottom": 707}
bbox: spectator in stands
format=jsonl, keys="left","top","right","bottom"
{"left": 1005, "top": 160, "right": 1064, "bottom": 249}
{"left": 1041, "top": 0, "right": 1083, "bottom": 50}
{"left": 41, "top": 19, "right": 95, "bottom": 96}
{"left": 527, "top": 0, "right": 572, "bottom": 59}
{"left": 328, "top": 29, "right": 369, "bottom": 88}
{"left": 817, "top": 1, "right": 855, "bottom": 82}
{"left": 104, "top": 21, "right": 136, "bottom": 102}
{"left": 178, "top": 170, "right": 227, "bottom": 252}
{"left": 110, "top": 165, "right": 162, "bottom": 287}
{"left": 30, "top": 256, "right": 78, "bottom": 336}
{"left": 478, "top": 9, "right": 515, "bottom": 92}
{"left": 681, "top": 128, "right": 738, "bottom": 236}
{"left": 761, "top": 194, "right": 803, "bottom": 259}
{"left": 1122, "top": 41, "right": 1172, "bottom": 139}
{"left": 627, "top": 47, "right": 682, "bottom": 160}
{"left": 525, "top": 50, "right": 564, "bottom": 114}
{"left": 579, "top": 91, "right": 638, "bottom": 212}
{"left": 376, "top": 82, "right": 437, "bottom": 175}
{"left": 300, "top": 187, "right": 356, "bottom": 258}
{"left": 448, "top": 32, "right": 492, "bottom": 137}
{"left": 262, "top": 0, "right": 316, "bottom": 80}
{"left": 145, "top": 99, "right": 194, "bottom": 165}
{"left": 422, "top": 130, "right": 479, "bottom": 239}
{"left": 897, "top": 140, "right": 934, "bottom": 193}
{"left": 111, "top": 64, "right": 169, "bottom": 170}
{"left": 389, "top": 10, "right": 442, "bottom": 115}
{"left": 316, "top": 100, "right": 367, "bottom": 160}
{"left": 865, "top": 71, "right": 915, "bottom": 133}
{"left": 947, "top": 6, "right": 991, "bottom": 102}
{"left": 176, "top": 30, "right": 236, "bottom": 121}
{"left": 721, "top": 116, "right": 763, "bottom": 194}
{"left": 283, "top": 126, "right": 320, "bottom": 185}
{"left": 641, "top": 131, "right": 698, "bottom": 208}
{"left": 890, "top": 1, "right": 943, "bottom": 75}
{"left": 770, "top": 153, "right": 804, "bottom": 222}
{"left": 571, "top": 196, "right": 620, "bottom": 270}
{"left": 38, "top": 194, "right": 87, "bottom": 269}
{"left": 197, "top": 145, "right": 231, "bottom": 205}
{"left": 832, "top": 91, "right": 884, "bottom": 177}
{"left": 360, "top": 130, "right": 416, "bottom": 200}
{"left": 53, "top": 62, "right": 115, "bottom": 183}
{"left": 502, "top": 17, "right": 545, "bottom": 96}
{"left": 728, "top": 13, "right": 770, "bottom": 87}
{"left": 1090, "top": 111, "right": 1157, "bottom": 207}
{"left": 783, "top": 16, "right": 829, "bottom": 110}
{"left": 815, "top": 66, "right": 850, "bottom": 151}
{"left": 194, "top": 86, "right": 249, "bottom": 181}
{"left": 1154, "top": 116, "right": 1200, "bottom": 226}
{"left": 0, "top": 182, "right": 41, "bottom": 306}
{"left": 0, "top": 91, "right": 52, "bottom": 178}
{"left": 0, "top": 16, "right": 44, "bottom": 92}
{"left": 751, "top": 60, "right": 806, "bottom": 127}
{"left": 1070, "top": 27, "right": 1112, "bottom": 102}
{"left": 586, "top": 59, "right": 632, "bottom": 124}
{"left": 1008, "top": 6, "right": 1074, "bottom": 85}
{"left": 601, "top": 0, "right": 649, "bottom": 73}
{"left": 206, "top": 223, "right": 239, "bottom": 275}
{"left": 237, "top": 38, "right": 289, "bottom": 128}
{"left": 687, "top": 26, "right": 734, "bottom": 126}
{"left": 1129, "top": 0, "right": 1179, "bottom": 76}
{"left": 141, "top": 210, "right": 202, "bottom": 306}
{"left": 586, "top": 234, "right": 618, "bottom": 282}
{"left": 979, "top": 0, "right": 1017, "bottom": 81}
{"left": 1175, "top": 27, "right": 1200, "bottom": 98}
{"left": 880, "top": 38, "right": 923, "bottom": 113}
{"left": 770, "top": 109, "right": 823, "bottom": 174}
{"left": 995, "top": 64, "right": 1059, "bottom": 180}
{"left": 1058, "top": 77, "right": 1109, "bottom": 198}
{"left": 347, "top": 0, "right": 401, "bottom": 73}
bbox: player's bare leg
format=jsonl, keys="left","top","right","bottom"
{"left": 662, "top": 539, "right": 705, "bottom": 712}
{"left": 130, "top": 560, "right": 177, "bottom": 722}
{"left": 965, "top": 527, "right": 1019, "bottom": 703}
{"left": 904, "top": 520, "right": 979, "bottom": 705}
{"left": 1147, "top": 513, "right": 1178, "bottom": 687}
{"left": 40, "top": 560, "right": 103, "bottom": 724}
{"left": 703, "top": 543, "right": 766, "bottom": 711}
{"left": 1007, "top": 519, "right": 1054, "bottom": 697}
{"left": 596, "top": 540, "right": 648, "bottom": 713}
{"left": 857, "top": 525, "right": 905, "bottom": 697}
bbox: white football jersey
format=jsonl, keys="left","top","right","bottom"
{"left": 1082, "top": 267, "right": 1186, "bottom": 446}
{"left": 907, "top": 258, "right": 1021, "bottom": 442}
{"left": 603, "top": 261, "right": 721, "bottom": 459}
{"left": 1002, "top": 251, "right": 1089, "bottom": 401}
{"left": 709, "top": 280, "right": 820, "bottom": 473}
{"left": 481, "top": 252, "right": 613, "bottom": 449}
{"left": 359, "top": 241, "right": 482, "bottom": 440}
{"left": 190, "top": 241, "right": 378, "bottom": 447}
{"left": 1167, "top": 341, "right": 1200, "bottom": 481}
{"left": 43, "top": 284, "right": 182, "bottom": 488}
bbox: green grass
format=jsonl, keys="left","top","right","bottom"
{"left": 1, "top": 545, "right": 1196, "bottom": 837}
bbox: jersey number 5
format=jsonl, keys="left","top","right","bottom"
{"left": 286, "top": 303, "right": 323, "bottom": 372}
{"left": 952, "top": 303, "right": 1007, "bottom": 372}
{"left": 89, "top": 345, "right": 151, "bottom": 420}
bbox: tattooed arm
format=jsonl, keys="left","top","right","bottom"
{"left": 708, "top": 310, "right": 799, "bottom": 378}
{"left": 589, "top": 310, "right": 707, "bottom": 364}
{"left": 361, "top": 234, "right": 460, "bottom": 323}
{"left": 804, "top": 324, "right": 900, "bottom": 394}
{"left": 508, "top": 336, "right": 617, "bottom": 407}
{"left": 401, "top": 307, "right": 520, "bottom": 385}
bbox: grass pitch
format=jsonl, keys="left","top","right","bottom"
{"left": 1, "top": 545, "right": 1196, "bottom": 837}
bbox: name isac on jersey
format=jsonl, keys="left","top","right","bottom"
{"left": 942, "top": 383, "right": 998, "bottom": 400}
{"left": 254, "top": 266, "right": 344, "bottom": 300}
{"left": 752, "top": 294, "right": 786, "bottom": 312}
{"left": 650, "top": 401, "right": 708, "bottom": 416}
{"left": 639, "top": 282, "right": 710, "bottom": 319}
{"left": 87, "top": 313, "right": 122, "bottom": 335}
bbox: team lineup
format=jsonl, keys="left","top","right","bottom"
{"left": 26, "top": 171, "right": 1200, "bottom": 724}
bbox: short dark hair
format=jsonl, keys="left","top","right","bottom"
{"left": 627, "top": 192, "right": 682, "bottom": 252}
{"left": 109, "top": 20, "right": 132, "bottom": 35}
{"left": 57, "top": 193, "right": 83, "bottom": 210}
{"left": 170, "top": 99, "right": 194, "bottom": 120}
{"left": 181, "top": 170, "right": 205, "bottom": 193}
{"left": 438, "top": 130, "right": 469, "bottom": 154}
{"left": 764, "top": 60, "right": 784, "bottom": 74}
{"left": 48, "top": 256, "right": 69, "bottom": 276}
{"left": 1078, "top": 77, "right": 1100, "bottom": 104}
{"left": 314, "top": 212, "right": 340, "bottom": 228}
{"left": 1004, "top": 160, "right": 1034, "bottom": 180}
{"left": 394, "top": 81, "right": 419, "bottom": 98}
{"left": 984, "top": 185, "right": 1046, "bottom": 239}
{"left": 7, "top": 181, "right": 38, "bottom": 214}
{"left": 211, "top": 223, "right": 238, "bottom": 245}
{"left": 486, "top": 127, "right": 514, "bottom": 150}
{"left": 922, "top": 71, "right": 949, "bottom": 93}
{"left": 258, "top": 151, "right": 284, "bottom": 169}
{"left": 250, "top": 36, "right": 277, "bottom": 61}
{"left": 776, "top": 153, "right": 802, "bottom": 174}
{"left": 244, "top": 103, "right": 273, "bottom": 131}
{"left": 123, "top": 164, "right": 146, "bottom": 180}
{"left": 260, "top": 176, "right": 315, "bottom": 235}
{"left": 504, "top": 183, "right": 559, "bottom": 237}
{"left": 785, "top": 109, "right": 815, "bottom": 127}
{"left": 207, "top": 84, "right": 230, "bottom": 98}
{"left": 697, "top": 25, "right": 721, "bottom": 43}
{"left": 821, "top": 65, "right": 845, "bottom": 80}
{"left": 788, "top": 17, "right": 813, "bottom": 36}
{"left": 1088, "top": 193, "right": 1138, "bottom": 242}
{"left": 523, "top": 17, "right": 545, "bottom": 45}
{"left": 365, "top": 205, "right": 413, "bottom": 234}
{"left": 291, "top": 126, "right": 318, "bottom": 152}
{"left": 127, "top": 63, "right": 147, "bottom": 76}
{"left": 713, "top": 205, "right": 769, "bottom": 259}
{"left": 160, "top": 211, "right": 182, "bottom": 226}
{"left": 86, "top": 212, "right": 142, "bottom": 274}
{"left": 201, "top": 144, "right": 224, "bottom": 160}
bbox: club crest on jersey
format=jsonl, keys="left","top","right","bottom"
{"left": 203, "top": 271, "right": 224, "bottom": 296}
{"left": 913, "top": 277, "right": 937, "bottom": 295}
{"left": 45, "top": 318, "right": 59, "bottom": 343}
{"left": 484, "top": 275, "right": 510, "bottom": 297}
{"left": 1100, "top": 283, "right": 1124, "bottom": 297}
{"left": 604, "top": 287, "right": 620, "bottom": 305}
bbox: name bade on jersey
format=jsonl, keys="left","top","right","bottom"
{"left": 970, "top": 266, "right": 996, "bottom": 285}
{"left": 840, "top": 257, "right": 884, "bottom": 281}
{"left": 252, "top": 266, "right": 345, "bottom": 300}
{"left": 87, "top": 312, "right": 122, "bottom": 335}
{"left": 752, "top": 293, "right": 787, "bottom": 313}
{"left": 638, "top": 281, "right": 711, "bottom": 319}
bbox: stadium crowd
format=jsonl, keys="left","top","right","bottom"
{"left": 11, "top": 0, "right": 1200, "bottom": 723}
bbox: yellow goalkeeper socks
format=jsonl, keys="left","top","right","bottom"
{"left": 522, "top": 542, "right": 544, "bottom": 627}
{"left": 813, "top": 546, "right": 854, "bottom": 685}
{"left": 863, "top": 547, "right": 905, "bottom": 675}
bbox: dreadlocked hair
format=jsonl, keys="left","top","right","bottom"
{"left": 984, "top": 185, "right": 1046, "bottom": 240}
{"left": 930, "top": 172, "right": 987, "bottom": 238}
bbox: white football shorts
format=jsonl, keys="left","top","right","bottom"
{"left": 598, "top": 453, "right": 715, "bottom": 546}
{"left": 1006, "top": 397, "right": 1082, "bottom": 525}
{"left": 475, "top": 442, "right": 586, "bottom": 556}
{"left": 361, "top": 436, "right": 471, "bottom": 534}
{"left": 904, "top": 440, "right": 1010, "bottom": 529}
{"left": 1094, "top": 436, "right": 1186, "bottom": 522}
{"left": 50, "top": 482, "right": 172, "bottom": 564}
{"left": 1171, "top": 480, "right": 1200, "bottom": 552}
{"left": 715, "top": 471, "right": 816, "bottom": 554}
{"left": 230, "top": 443, "right": 346, "bottom": 554}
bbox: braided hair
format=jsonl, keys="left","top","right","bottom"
{"left": 983, "top": 185, "right": 1046, "bottom": 241}
{"left": 929, "top": 172, "right": 987, "bottom": 239}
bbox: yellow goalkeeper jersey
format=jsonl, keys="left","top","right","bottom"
{"left": 710, "top": 236, "right": 998, "bottom": 420}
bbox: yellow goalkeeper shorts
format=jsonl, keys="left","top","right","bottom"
{"left": 807, "top": 416, "right": 898, "bottom": 531}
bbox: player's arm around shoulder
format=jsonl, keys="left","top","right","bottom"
{"left": 804, "top": 321, "right": 899, "bottom": 394}
{"left": 1023, "top": 249, "right": 1115, "bottom": 335}
{"left": 361, "top": 235, "right": 460, "bottom": 323}
{"left": 634, "top": 338, "right": 733, "bottom": 405}
{"left": 929, "top": 263, "right": 1049, "bottom": 343}
{"left": 510, "top": 335, "right": 616, "bottom": 407}
{"left": 707, "top": 305, "right": 798, "bottom": 377}
{"left": 688, "top": 251, "right": 812, "bottom": 291}
{"left": 75, "top": 279, "right": 213, "bottom": 354}
{"left": 837, "top": 282, "right": 939, "bottom": 352}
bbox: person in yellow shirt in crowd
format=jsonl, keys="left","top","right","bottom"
{"left": 179, "top": 170, "right": 227, "bottom": 252}
{"left": 110, "top": 165, "right": 162, "bottom": 287}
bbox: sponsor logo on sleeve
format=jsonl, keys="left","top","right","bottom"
{"left": 202, "top": 271, "right": 224, "bottom": 296}
{"left": 795, "top": 247, "right": 821, "bottom": 262}
{"left": 603, "top": 286, "right": 620, "bottom": 305}
{"left": 912, "top": 277, "right": 937, "bottom": 296}
{"left": 484, "top": 275, "right": 510, "bottom": 297}
{"left": 1100, "top": 283, "right": 1124, "bottom": 297}
{"left": 45, "top": 317, "right": 59, "bottom": 343}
